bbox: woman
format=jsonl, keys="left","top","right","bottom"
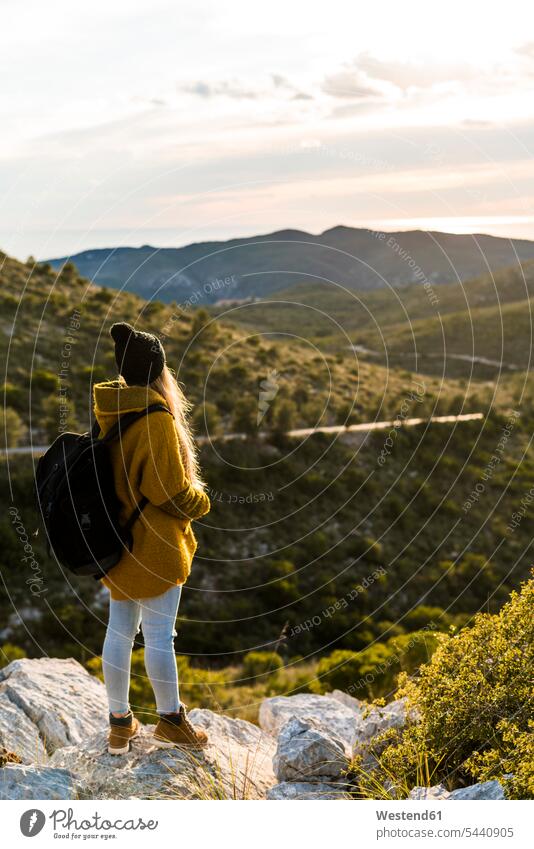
{"left": 93, "top": 322, "right": 210, "bottom": 755}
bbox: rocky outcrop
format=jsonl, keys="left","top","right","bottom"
{"left": 0, "top": 658, "right": 108, "bottom": 760}
{"left": 0, "top": 658, "right": 509, "bottom": 801}
{"left": 267, "top": 780, "right": 350, "bottom": 800}
{"left": 0, "top": 658, "right": 276, "bottom": 800}
{"left": 0, "top": 764, "right": 77, "bottom": 800}
{"left": 408, "top": 781, "right": 505, "bottom": 801}
{"left": 329, "top": 689, "right": 366, "bottom": 711}
{"left": 260, "top": 692, "right": 407, "bottom": 757}
{"left": 50, "top": 712, "right": 276, "bottom": 800}
{"left": 268, "top": 715, "right": 352, "bottom": 800}
{"left": 352, "top": 699, "right": 408, "bottom": 752}
{"left": 259, "top": 693, "right": 364, "bottom": 753}
{"left": 273, "top": 717, "right": 348, "bottom": 781}
{"left": 261, "top": 693, "right": 408, "bottom": 800}
{"left": 449, "top": 781, "right": 505, "bottom": 800}
{"left": 0, "top": 690, "right": 46, "bottom": 764}
{"left": 409, "top": 784, "right": 450, "bottom": 800}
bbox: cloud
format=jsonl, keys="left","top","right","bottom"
{"left": 271, "top": 73, "right": 288, "bottom": 88}
{"left": 462, "top": 118, "right": 493, "bottom": 127}
{"left": 515, "top": 42, "right": 534, "bottom": 59}
{"left": 354, "top": 52, "right": 478, "bottom": 90}
{"left": 322, "top": 67, "right": 383, "bottom": 99}
{"left": 271, "top": 73, "right": 313, "bottom": 101}
{"left": 328, "top": 100, "right": 387, "bottom": 119}
{"left": 322, "top": 53, "right": 485, "bottom": 104}
{"left": 131, "top": 95, "right": 167, "bottom": 108}
{"left": 178, "top": 74, "right": 315, "bottom": 103}
{"left": 179, "top": 79, "right": 259, "bottom": 99}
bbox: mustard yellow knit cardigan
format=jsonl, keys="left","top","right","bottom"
{"left": 93, "top": 380, "right": 210, "bottom": 600}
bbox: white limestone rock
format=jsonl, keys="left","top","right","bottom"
{"left": 0, "top": 658, "right": 108, "bottom": 755}
{"left": 260, "top": 693, "right": 361, "bottom": 753}
{"left": 272, "top": 717, "right": 349, "bottom": 782}
{"left": 0, "top": 690, "right": 48, "bottom": 764}
{"left": 50, "top": 712, "right": 276, "bottom": 800}
{"left": 353, "top": 698, "right": 408, "bottom": 751}
{"left": 329, "top": 689, "right": 366, "bottom": 712}
{"left": 449, "top": 781, "right": 505, "bottom": 800}
{"left": 0, "top": 764, "right": 77, "bottom": 800}
{"left": 409, "top": 784, "right": 450, "bottom": 800}
{"left": 409, "top": 781, "right": 505, "bottom": 801}
{"left": 268, "top": 779, "right": 350, "bottom": 800}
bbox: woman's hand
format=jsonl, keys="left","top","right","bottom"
{"left": 158, "top": 481, "right": 211, "bottom": 521}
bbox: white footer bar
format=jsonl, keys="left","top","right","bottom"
{"left": 3, "top": 798, "right": 532, "bottom": 849}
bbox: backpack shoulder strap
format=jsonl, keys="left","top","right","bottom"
{"left": 100, "top": 403, "right": 172, "bottom": 444}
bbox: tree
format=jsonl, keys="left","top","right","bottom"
{"left": 59, "top": 261, "right": 77, "bottom": 281}
{"left": 231, "top": 397, "right": 257, "bottom": 436}
{"left": 191, "top": 307, "right": 216, "bottom": 339}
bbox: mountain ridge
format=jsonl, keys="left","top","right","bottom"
{"left": 46, "top": 225, "right": 534, "bottom": 305}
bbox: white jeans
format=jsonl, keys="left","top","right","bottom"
{"left": 102, "top": 585, "right": 182, "bottom": 714}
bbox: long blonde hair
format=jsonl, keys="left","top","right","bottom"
{"left": 149, "top": 366, "right": 204, "bottom": 489}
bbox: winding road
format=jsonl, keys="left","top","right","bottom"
{"left": 2, "top": 412, "right": 484, "bottom": 455}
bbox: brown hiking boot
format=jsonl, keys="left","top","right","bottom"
{"left": 108, "top": 711, "right": 140, "bottom": 755}
{"left": 153, "top": 705, "right": 208, "bottom": 750}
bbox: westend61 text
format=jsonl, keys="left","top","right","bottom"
{"left": 376, "top": 809, "right": 442, "bottom": 820}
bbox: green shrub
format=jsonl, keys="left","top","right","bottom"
{"left": 31, "top": 369, "right": 58, "bottom": 392}
{"left": 242, "top": 651, "right": 283, "bottom": 681}
{"left": 91, "top": 287, "right": 115, "bottom": 303}
{"left": 78, "top": 364, "right": 107, "bottom": 382}
{"left": 191, "top": 308, "right": 213, "bottom": 338}
{"left": 193, "top": 402, "right": 221, "bottom": 436}
{"left": 366, "top": 577, "right": 534, "bottom": 798}
{"left": 231, "top": 398, "right": 257, "bottom": 435}
{"left": 41, "top": 393, "right": 79, "bottom": 440}
{"left": 389, "top": 631, "right": 443, "bottom": 673}
{"left": 312, "top": 631, "right": 442, "bottom": 700}
{"left": 2, "top": 382, "right": 25, "bottom": 411}
{"left": 313, "top": 646, "right": 398, "bottom": 699}
{"left": 0, "top": 408, "right": 27, "bottom": 448}
{"left": 0, "top": 644, "right": 26, "bottom": 668}
{"left": 271, "top": 399, "right": 297, "bottom": 434}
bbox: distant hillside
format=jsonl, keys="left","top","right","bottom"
{"left": 46, "top": 227, "right": 534, "bottom": 305}
{"left": 0, "top": 250, "right": 478, "bottom": 447}
{"left": 227, "top": 260, "right": 534, "bottom": 380}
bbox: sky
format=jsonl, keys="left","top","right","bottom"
{"left": 3, "top": 0, "right": 534, "bottom": 259}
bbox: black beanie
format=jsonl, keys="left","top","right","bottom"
{"left": 110, "top": 322, "right": 166, "bottom": 386}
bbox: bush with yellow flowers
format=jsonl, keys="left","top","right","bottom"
{"left": 356, "top": 576, "right": 533, "bottom": 799}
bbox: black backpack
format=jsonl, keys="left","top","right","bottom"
{"left": 35, "top": 403, "right": 171, "bottom": 579}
